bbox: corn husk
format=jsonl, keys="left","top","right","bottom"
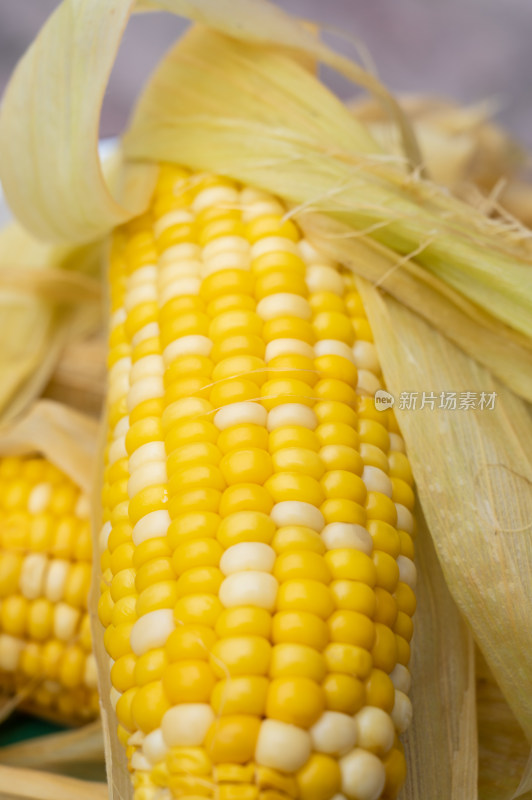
{"left": 0, "top": 765, "right": 106, "bottom": 800}
{"left": 0, "top": 224, "right": 102, "bottom": 425}
{"left": 0, "top": 0, "right": 531, "bottom": 797}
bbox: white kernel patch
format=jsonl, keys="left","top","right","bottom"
{"left": 28, "top": 483, "right": 52, "bottom": 514}
{"left": 130, "top": 609, "right": 175, "bottom": 656}
{"left": 267, "top": 404, "right": 317, "bottom": 431}
{"left": 214, "top": 402, "right": 267, "bottom": 430}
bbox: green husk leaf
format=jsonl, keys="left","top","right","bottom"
{"left": 357, "top": 280, "right": 532, "bottom": 748}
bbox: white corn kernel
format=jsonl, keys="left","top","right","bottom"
{"left": 159, "top": 243, "right": 201, "bottom": 264}
{"left": 84, "top": 654, "right": 99, "bottom": 689}
{"left": 131, "top": 355, "right": 165, "bottom": 383}
{"left": 125, "top": 284, "right": 157, "bottom": 311}
{"left": 111, "top": 308, "right": 127, "bottom": 329}
{"left": 130, "top": 752, "right": 152, "bottom": 771}
{"left": 298, "top": 239, "right": 334, "bottom": 266}
{"left": 113, "top": 416, "right": 130, "bottom": 439}
{"left": 256, "top": 293, "right": 311, "bottom": 321}
{"left": 192, "top": 186, "right": 239, "bottom": 214}
{"left": 74, "top": 493, "right": 90, "bottom": 519}
{"left": 321, "top": 523, "right": 373, "bottom": 555}
{"left": 356, "top": 370, "right": 382, "bottom": 397}
{"left": 390, "top": 663, "right": 411, "bottom": 694}
{"left": 388, "top": 433, "right": 405, "bottom": 453}
{"left": 142, "top": 728, "right": 169, "bottom": 765}
{"left": 219, "top": 572, "right": 278, "bottom": 610}
{"left": 339, "top": 749, "right": 386, "bottom": 800}
{"left": 163, "top": 335, "right": 212, "bottom": 365}
{"left": 306, "top": 264, "right": 345, "bottom": 295}
{"left": 45, "top": 560, "right": 69, "bottom": 602}
{"left": 99, "top": 521, "right": 112, "bottom": 553}
{"left": 310, "top": 711, "right": 357, "bottom": 755}
{"left": 314, "top": 339, "right": 356, "bottom": 363}
{"left": 20, "top": 554, "right": 48, "bottom": 600}
{"left": 131, "top": 322, "right": 160, "bottom": 347}
{"left": 162, "top": 704, "right": 215, "bottom": 747}
{"left": 255, "top": 719, "right": 311, "bottom": 772}
{"left": 132, "top": 510, "right": 171, "bottom": 546}
{"left": 220, "top": 543, "right": 276, "bottom": 576}
{"left": 391, "top": 690, "right": 413, "bottom": 733}
{"left": 129, "top": 442, "right": 167, "bottom": 472}
{"left": 251, "top": 236, "right": 299, "bottom": 259}
{"left": 160, "top": 277, "right": 202, "bottom": 307}
{"left": 127, "top": 376, "right": 164, "bottom": 411}
{"left": 240, "top": 187, "right": 275, "bottom": 204}
{"left": 397, "top": 555, "right": 417, "bottom": 588}
{"left": 110, "top": 687, "right": 121, "bottom": 711}
{"left": 0, "top": 634, "right": 24, "bottom": 671}
{"left": 271, "top": 501, "right": 324, "bottom": 532}
{"left": 128, "top": 266, "right": 158, "bottom": 290}
{"left": 128, "top": 462, "right": 168, "bottom": 498}
{"left": 108, "top": 436, "right": 127, "bottom": 466}
{"left": 54, "top": 603, "right": 81, "bottom": 641}
{"left": 28, "top": 483, "right": 52, "bottom": 514}
{"left": 352, "top": 341, "right": 380, "bottom": 373}
{"left": 214, "top": 402, "right": 267, "bottom": 430}
{"left": 354, "top": 706, "right": 394, "bottom": 756}
{"left": 362, "top": 466, "right": 393, "bottom": 498}
{"left": 241, "top": 200, "right": 285, "bottom": 221}
{"left": 202, "top": 250, "right": 250, "bottom": 277}
{"left": 395, "top": 503, "right": 414, "bottom": 533}
{"left": 131, "top": 609, "right": 175, "bottom": 656}
{"left": 202, "top": 236, "right": 249, "bottom": 260}
{"left": 267, "top": 404, "right": 317, "bottom": 431}
{"left": 265, "top": 339, "right": 314, "bottom": 362}
{"left": 159, "top": 259, "right": 202, "bottom": 285}
{"left": 154, "top": 209, "right": 194, "bottom": 238}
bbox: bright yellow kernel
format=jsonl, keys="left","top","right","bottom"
{"left": 166, "top": 625, "right": 217, "bottom": 661}
{"left": 262, "top": 317, "right": 314, "bottom": 345}
{"left": 352, "top": 317, "right": 373, "bottom": 341}
{"left": 394, "top": 582, "right": 416, "bottom": 616}
{"left": 388, "top": 452, "right": 413, "bottom": 484}
{"left": 131, "top": 681, "right": 171, "bottom": 733}
{"left": 211, "top": 334, "right": 265, "bottom": 363}
{"left": 358, "top": 419, "right": 390, "bottom": 452}
{"left": 330, "top": 580, "right": 376, "bottom": 617}
{"left": 210, "top": 636, "right": 271, "bottom": 678}
{"left": 27, "top": 598, "right": 53, "bottom": 641}
{"left": 115, "top": 687, "right": 137, "bottom": 731}
{"left": 167, "top": 512, "right": 220, "bottom": 547}
{"left": 1, "top": 595, "right": 28, "bottom": 636}
{"left": 269, "top": 426, "right": 320, "bottom": 453}
{"left": 269, "top": 643, "right": 326, "bottom": 682}
{"left": 274, "top": 552, "right": 330, "bottom": 584}
{"left": 220, "top": 450, "right": 273, "bottom": 486}
{"left": 201, "top": 269, "right": 254, "bottom": 302}
{"left": 366, "top": 492, "right": 397, "bottom": 526}
{"left": 316, "top": 423, "right": 358, "bottom": 449}
{"left": 391, "top": 478, "right": 415, "bottom": 510}
{"left": 367, "top": 521, "right": 401, "bottom": 559}
{"left": 219, "top": 485, "right": 273, "bottom": 517}
{"left": 322, "top": 673, "right": 365, "bottom": 714}
{"left": 325, "top": 549, "right": 377, "bottom": 585}
{"left": 126, "top": 418, "right": 163, "bottom": 456}
{"left": 172, "top": 539, "right": 223, "bottom": 576}
{"left": 328, "top": 610, "right": 375, "bottom": 650}
{"left": 321, "top": 498, "right": 366, "bottom": 526}
{"left": 255, "top": 270, "right": 307, "bottom": 300}
{"left": 0, "top": 552, "right": 23, "bottom": 597}
{"left": 297, "top": 753, "right": 341, "bottom": 800}
{"left": 272, "top": 611, "right": 329, "bottom": 650}
{"left": 215, "top": 607, "right": 272, "bottom": 639}
{"left": 394, "top": 611, "right": 414, "bottom": 642}
{"left": 374, "top": 588, "right": 398, "bottom": 627}
{"left": 111, "top": 653, "right": 137, "bottom": 692}
{"left": 218, "top": 425, "right": 269, "bottom": 454}
{"left": 104, "top": 622, "right": 133, "bottom": 660}
{"left": 321, "top": 471, "right": 366, "bottom": 503}
{"left": 134, "top": 648, "right": 168, "bottom": 686}
{"left": 251, "top": 251, "right": 305, "bottom": 276}
{"left": 176, "top": 566, "right": 223, "bottom": 598}
{"left": 174, "top": 593, "right": 223, "bottom": 627}
{"left": 265, "top": 473, "right": 325, "bottom": 506}
{"left": 137, "top": 580, "right": 180, "bottom": 615}
{"left": 373, "top": 551, "right": 400, "bottom": 593}
{"left": 382, "top": 747, "right": 407, "bottom": 800}
{"left": 365, "top": 668, "right": 395, "bottom": 712}
{"left": 210, "top": 378, "right": 261, "bottom": 408}
{"left": 371, "top": 623, "right": 398, "bottom": 673}
{"left": 212, "top": 676, "right": 269, "bottom": 716}
{"left": 324, "top": 643, "right": 373, "bottom": 679}
{"left": 396, "top": 635, "right": 411, "bottom": 666}
{"left": 266, "top": 677, "right": 324, "bottom": 728}
{"left": 271, "top": 526, "right": 325, "bottom": 555}
{"left": 319, "top": 445, "right": 363, "bottom": 474}
{"left": 276, "top": 580, "right": 334, "bottom": 619}
{"left": 163, "top": 660, "right": 215, "bottom": 703}
{"left": 205, "top": 716, "right": 261, "bottom": 764}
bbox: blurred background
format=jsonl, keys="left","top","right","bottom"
{"left": 0, "top": 0, "right": 531, "bottom": 146}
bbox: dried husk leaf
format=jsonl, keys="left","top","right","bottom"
{"left": 0, "top": 400, "right": 99, "bottom": 493}
{"left": 476, "top": 651, "right": 532, "bottom": 799}
{"left": 402, "top": 510, "right": 477, "bottom": 799}
{"left": 357, "top": 281, "right": 532, "bottom": 751}
{"left": 0, "top": 764, "right": 107, "bottom": 800}
{"left": 44, "top": 335, "right": 106, "bottom": 418}
{"left": 0, "top": 721, "right": 104, "bottom": 771}
{"left": 0, "top": 222, "right": 102, "bottom": 425}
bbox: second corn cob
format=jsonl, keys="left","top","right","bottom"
{"left": 98, "top": 166, "right": 417, "bottom": 800}
{"left": 0, "top": 454, "right": 99, "bottom": 723}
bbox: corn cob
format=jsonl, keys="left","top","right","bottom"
{"left": 0, "top": 455, "right": 99, "bottom": 723}
{"left": 98, "top": 166, "right": 417, "bottom": 800}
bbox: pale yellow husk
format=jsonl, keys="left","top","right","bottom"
{"left": 0, "top": 224, "right": 102, "bottom": 425}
